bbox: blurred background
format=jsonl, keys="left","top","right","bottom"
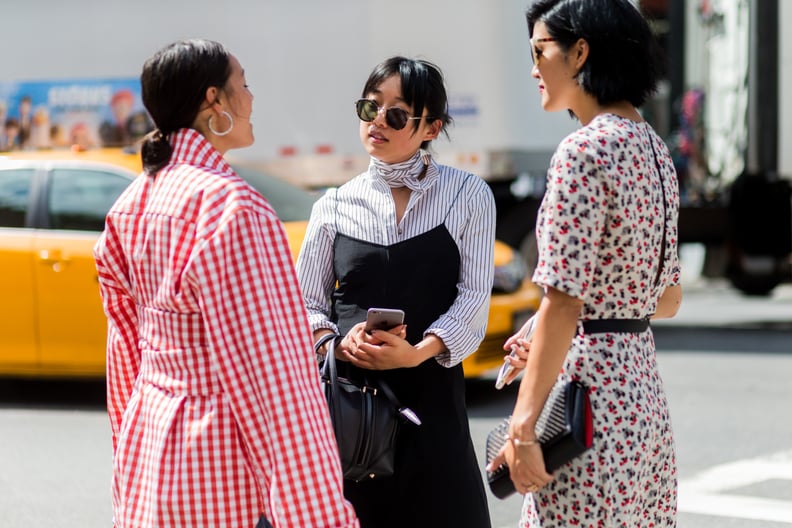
{"left": 0, "top": 1, "right": 790, "bottom": 527}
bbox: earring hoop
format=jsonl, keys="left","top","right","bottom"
{"left": 208, "top": 111, "right": 234, "bottom": 136}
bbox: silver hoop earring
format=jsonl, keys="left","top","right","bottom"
{"left": 208, "top": 111, "right": 234, "bottom": 136}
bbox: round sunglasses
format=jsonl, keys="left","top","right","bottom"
{"left": 355, "top": 99, "right": 429, "bottom": 130}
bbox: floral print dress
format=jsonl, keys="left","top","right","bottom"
{"left": 521, "top": 114, "right": 681, "bottom": 528}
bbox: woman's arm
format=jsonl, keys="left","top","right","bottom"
{"left": 652, "top": 284, "right": 682, "bottom": 319}
{"left": 424, "top": 177, "right": 496, "bottom": 366}
{"left": 490, "top": 286, "right": 582, "bottom": 494}
{"left": 295, "top": 192, "right": 340, "bottom": 335}
{"left": 94, "top": 228, "right": 141, "bottom": 452}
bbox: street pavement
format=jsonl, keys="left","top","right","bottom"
{"left": 654, "top": 269, "right": 792, "bottom": 527}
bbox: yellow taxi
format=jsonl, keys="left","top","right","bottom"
{"left": 0, "top": 147, "right": 539, "bottom": 379}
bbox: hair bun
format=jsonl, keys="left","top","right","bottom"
{"left": 141, "top": 128, "right": 173, "bottom": 175}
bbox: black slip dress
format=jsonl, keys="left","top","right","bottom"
{"left": 330, "top": 186, "right": 491, "bottom": 528}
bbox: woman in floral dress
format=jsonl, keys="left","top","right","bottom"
{"left": 489, "top": 1, "right": 684, "bottom": 526}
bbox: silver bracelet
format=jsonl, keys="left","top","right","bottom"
{"left": 507, "top": 434, "right": 539, "bottom": 448}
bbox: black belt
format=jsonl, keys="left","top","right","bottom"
{"left": 581, "top": 318, "right": 650, "bottom": 334}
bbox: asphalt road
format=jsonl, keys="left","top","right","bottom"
{"left": 0, "top": 280, "right": 790, "bottom": 527}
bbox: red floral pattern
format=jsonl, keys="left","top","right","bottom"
{"left": 522, "top": 114, "right": 680, "bottom": 527}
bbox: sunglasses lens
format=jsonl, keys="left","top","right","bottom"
{"left": 356, "top": 99, "right": 379, "bottom": 122}
{"left": 355, "top": 99, "right": 414, "bottom": 130}
{"left": 385, "top": 108, "right": 410, "bottom": 130}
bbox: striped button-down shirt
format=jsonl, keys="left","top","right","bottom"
{"left": 296, "top": 160, "right": 496, "bottom": 366}
{"left": 94, "top": 128, "right": 358, "bottom": 528}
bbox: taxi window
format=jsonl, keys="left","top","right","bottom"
{"left": 49, "top": 169, "right": 132, "bottom": 231}
{"left": 0, "top": 169, "right": 33, "bottom": 228}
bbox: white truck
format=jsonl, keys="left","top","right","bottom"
{"left": 9, "top": 0, "right": 789, "bottom": 294}
{"left": 670, "top": 0, "right": 792, "bottom": 294}
{"left": 1, "top": 0, "right": 576, "bottom": 267}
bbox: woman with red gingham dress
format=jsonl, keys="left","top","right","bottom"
{"left": 94, "top": 40, "right": 358, "bottom": 528}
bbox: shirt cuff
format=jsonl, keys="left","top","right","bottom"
{"left": 307, "top": 314, "right": 339, "bottom": 336}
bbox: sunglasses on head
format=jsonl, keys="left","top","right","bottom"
{"left": 355, "top": 99, "right": 426, "bottom": 130}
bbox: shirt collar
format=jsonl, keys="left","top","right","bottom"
{"left": 168, "top": 128, "right": 232, "bottom": 174}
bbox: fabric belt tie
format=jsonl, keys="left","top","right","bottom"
{"left": 581, "top": 318, "right": 650, "bottom": 334}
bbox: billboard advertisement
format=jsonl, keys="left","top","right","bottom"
{"left": 0, "top": 79, "right": 152, "bottom": 152}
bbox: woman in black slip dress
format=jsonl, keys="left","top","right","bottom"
{"left": 296, "top": 56, "right": 496, "bottom": 528}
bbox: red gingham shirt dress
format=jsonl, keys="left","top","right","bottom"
{"left": 94, "top": 128, "right": 359, "bottom": 528}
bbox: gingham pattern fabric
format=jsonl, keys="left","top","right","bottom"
{"left": 94, "top": 128, "right": 358, "bottom": 528}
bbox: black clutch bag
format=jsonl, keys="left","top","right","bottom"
{"left": 485, "top": 379, "right": 594, "bottom": 499}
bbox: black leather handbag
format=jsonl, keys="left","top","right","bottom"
{"left": 485, "top": 379, "right": 593, "bottom": 499}
{"left": 317, "top": 334, "right": 420, "bottom": 482}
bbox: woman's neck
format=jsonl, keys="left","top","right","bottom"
{"left": 574, "top": 99, "right": 642, "bottom": 126}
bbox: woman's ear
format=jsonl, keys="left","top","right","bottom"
{"left": 204, "top": 86, "right": 221, "bottom": 110}
{"left": 574, "top": 38, "right": 589, "bottom": 70}
{"left": 423, "top": 119, "right": 442, "bottom": 141}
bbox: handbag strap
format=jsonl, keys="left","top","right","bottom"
{"left": 318, "top": 334, "right": 342, "bottom": 402}
{"left": 646, "top": 128, "right": 667, "bottom": 289}
{"left": 314, "top": 332, "right": 341, "bottom": 356}
{"left": 318, "top": 333, "right": 421, "bottom": 426}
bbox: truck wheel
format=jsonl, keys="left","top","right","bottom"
{"left": 728, "top": 272, "right": 780, "bottom": 296}
{"left": 726, "top": 255, "right": 782, "bottom": 296}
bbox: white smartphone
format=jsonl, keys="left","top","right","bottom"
{"left": 364, "top": 307, "right": 405, "bottom": 334}
{"left": 495, "top": 313, "right": 539, "bottom": 390}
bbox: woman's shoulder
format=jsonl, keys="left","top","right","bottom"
{"left": 434, "top": 162, "right": 490, "bottom": 193}
{"left": 556, "top": 115, "right": 634, "bottom": 159}
{"left": 180, "top": 163, "right": 273, "bottom": 216}
{"left": 325, "top": 172, "right": 368, "bottom": 204}
{"left": 429, "top": 164, "right": 493, "bottom": 210}
{"left": 586, "top": 113, "right": 644, "bottom": 144}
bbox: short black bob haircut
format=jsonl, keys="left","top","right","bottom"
{"left": 526, "top": 0, "right": 661, "bottom": 108}
{"left": 360, "top": 56, "right": 452, "bottom": 151}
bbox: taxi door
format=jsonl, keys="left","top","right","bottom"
{"left": 33, "top": 166, "right": 132, "bottom": 376}
{"left": 0, "top": 167, "right": 38, "bottom": 373}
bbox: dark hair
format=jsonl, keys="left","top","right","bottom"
{"left": 361, "top": 56, "right": 452, "bottom": 150}
{"left": 526, "top": 0, "right": 660, "bottom": 108}
{"left": 140, "top": 39, "right": 231, "bottom": 175}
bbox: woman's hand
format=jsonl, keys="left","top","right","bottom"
{"left": 350, "top": 326, "right": 425, "bottom": 370}
{"left": 486, "top": 417, "right": 553, "bottom": 495}
{"left": 499, "top": 339, "right": 532, "bottom": 386}
{"left": 507, "top": 437, "right": 554, "bottom": 495}
{"left": 499, "top": 316, "right": 538, "bottom": 385}
{"left": 336, "top": 322, "right": 409, "bottom": 367}
{"left": 338, "top": 322, "right": 444, "bottom": 369}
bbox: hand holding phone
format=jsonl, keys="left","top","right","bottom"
{"left": 495, "top": 313, "right": 538, "bottom": 390}
{"left": 364, "top": 308, "right": 405, "bottom": 334}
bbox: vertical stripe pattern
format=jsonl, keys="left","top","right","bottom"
{"left": 296, "top": 160, "right": 496, "bottom": 366}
